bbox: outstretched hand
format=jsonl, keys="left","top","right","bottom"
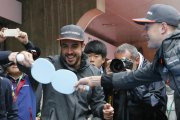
{"left": 75, "top": 76, "right": 102, "bottom": 92}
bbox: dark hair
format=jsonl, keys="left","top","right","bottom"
{"left": 84, "top": 40, "right": 107, "bottom": 58}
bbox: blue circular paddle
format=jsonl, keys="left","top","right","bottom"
{"left": 31, "top": 58, "right": 55, "bottom": 84}
{"left": 19, "top": 56, "right": 89, "bottom": 94}
{"left": 51, "top": 69, "right": 78, "bottom": 94}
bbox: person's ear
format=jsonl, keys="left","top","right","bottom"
{"left": 160, "top": 22, "right": 168, "bottom": 34}
{"left": 135, "top": 57, "right": 140, "bottom": 65}
{"left": 102, "top": 57, "right": 106, "bottom": 64}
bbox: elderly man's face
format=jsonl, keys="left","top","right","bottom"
{"left": 114, "top": 50, "right": 138, "bottom": 70}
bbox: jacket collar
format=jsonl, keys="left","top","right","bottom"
{"left": 155, "top": 29, "right": 180, "bottom": 66}
{"left": 164, "top": 29, "right": 180, "bottom": 41}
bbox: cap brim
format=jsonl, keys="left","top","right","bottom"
{"left": 132, "top": 18, "right": 156, "bottom": 25}
{"left": 57, "top": 37, "right": 84, "bottom": 42}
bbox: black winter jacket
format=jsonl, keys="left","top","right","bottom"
{"left": 106, "top": 58, "right": 167, "bottom": 120}
{"left": 101, "top": 30, "right": 180, "bottom": 92}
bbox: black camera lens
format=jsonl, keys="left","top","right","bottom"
{"left": 110, "top": 59, "right": 125, "bottom": 73}
{"left": 110, "top": 58, "right": 133, "bottom": 73}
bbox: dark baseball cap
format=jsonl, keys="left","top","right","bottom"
{"left": 133, "top": 4, "right": 180, "bottom": 27}
{"left": 58, "top": 24, "right": 84, "bottom": 41}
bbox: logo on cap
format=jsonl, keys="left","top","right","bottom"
{"left": 61, "top": 31, "right": 81, "bottom": 36}
{"left": 58, "top": 24, "right": 84, "bottom": 41}
{"left": 147, "top": 11, "right": 153, "bottom": 15}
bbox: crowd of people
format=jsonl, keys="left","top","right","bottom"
{"left": 0, "top": 3, "right": 180, "bottom": 120}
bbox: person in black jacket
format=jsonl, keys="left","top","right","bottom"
{"left": 75, "top": 4, "right": 180, "bottom": 120}
{"left": 111, "top": 43, "right": 167, "bottom": 120}
{"left": 84, "top": 40, "right": 114, "bottom": 120}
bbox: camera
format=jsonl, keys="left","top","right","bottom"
{"left": 3, "top": 29, "right": 19, "bottom": 37}
{"left": 110, "top": 58, "right": 133, "bottom": 73}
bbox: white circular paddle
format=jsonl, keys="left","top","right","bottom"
{"left": 31, "top": 58, "right": 55, "bottom": 84}
{"left": 17, "top": 54, "right": 89, "bottom": 94}
{"left": 51, "top": 69, "right": 78, "bottom": 94}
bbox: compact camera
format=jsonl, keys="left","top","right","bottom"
{"left": 110, "top": 58, "right": 133, "bottom": 73}
{"left": 3, "top": 29, "right": 19, "bottom": 37}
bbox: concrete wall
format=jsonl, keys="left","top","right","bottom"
{"left": 0, "top": 0, "right": 22, "bottom": 24}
